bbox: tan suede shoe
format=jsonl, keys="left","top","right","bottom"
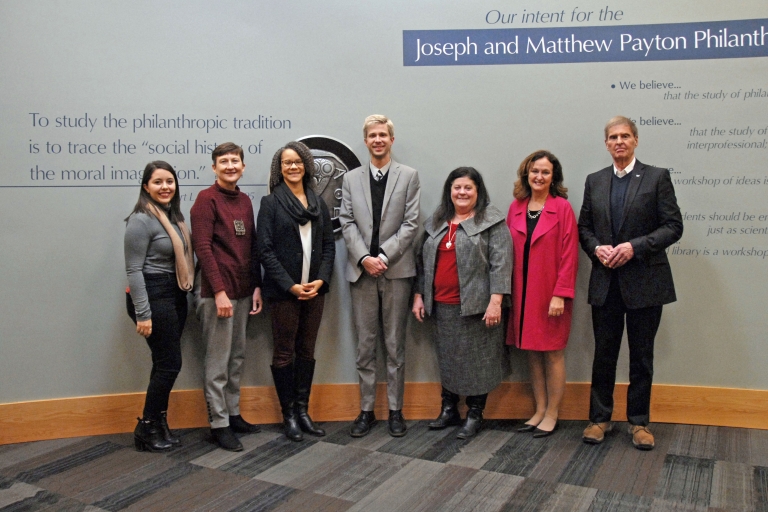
{"left": 629, "top": 425, "right": 655, "bottom": 450}
{"left": 582, "top": 422, "right": 613, "bottom": 444}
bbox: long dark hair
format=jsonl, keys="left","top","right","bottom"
{"left": 432, "top": 167, "right": 490, "bottom": 230}
{"left": 268, "top": 141, "right": 315, "bottom": 192}
{"left": 125, "top": 161, "right": 184, "bottom": 223}
{"left": 513, "top": 150, "right": 568, "bottom": 200}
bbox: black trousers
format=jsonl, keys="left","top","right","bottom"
{"left": 126, "top": 273, "right": 188, "bottom": 420}
{"left": 589, "top": 274, "right": 662, "bottom": 426}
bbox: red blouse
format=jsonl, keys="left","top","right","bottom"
{"left": 434, "top": 223, "right": 461, "bottom": 304}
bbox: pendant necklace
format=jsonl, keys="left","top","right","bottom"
{"left": 221, "top": 194, "right": 246, "bottom": 236}
{"left": 446, "top": 212, "right": 473, "bottom": 249}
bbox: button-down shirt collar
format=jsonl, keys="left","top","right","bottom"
{"left": 370, "top": 161, "right": 391, "bottom": 178}
{"left": 613, "top": 158, "right": 636, "bottom": 177}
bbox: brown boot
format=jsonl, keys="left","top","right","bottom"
{"left": 629, "top": 425, "right": 655, "bottom": 450}
{"left": 582, "top": 422, "right": 613, "bottom": 444}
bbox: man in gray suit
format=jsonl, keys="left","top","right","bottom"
{"left": 339, "top": 115, "right": 421, "bottom": 438}
{"left": 578, "top": 116, "right": 683, "bottom": 450}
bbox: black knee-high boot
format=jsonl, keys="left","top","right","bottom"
{"left": 456, "top": 393, "right": 487, "bottom": 439}
{"left": 428, "top": 387, "right": 461, "bottom": 429}
{"left": 294, "top": 358, "right": 325, "bottom": 437}
{"left": 271, "top": 364, "right": 303, "bottom": 442}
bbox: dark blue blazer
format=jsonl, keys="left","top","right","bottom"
{"left": 578, "top": 160, "right": 683, "bottom": 309}
{"left": 256, "top": 191, "right": 335, "bottom": 301}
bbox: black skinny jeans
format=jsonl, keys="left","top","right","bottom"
{"left": 126, "top": 273, "right": 188, "bottom": 420}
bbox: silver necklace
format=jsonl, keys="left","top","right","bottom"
{"left": 527, "top": 199, "right": 545, "bottom": 220}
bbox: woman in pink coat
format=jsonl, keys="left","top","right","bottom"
{"left": 506, "top": 150, "right": 578, "bottom": 437}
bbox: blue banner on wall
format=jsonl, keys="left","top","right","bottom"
{"left": 403, "top": 19, "right": 768, "bottom": 66}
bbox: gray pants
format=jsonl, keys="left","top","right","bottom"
{"left": 350, "top": 274, "right": 411, "bottom": 411}
{"left": 197, "top": 296, "right": 251, "bottom": 429}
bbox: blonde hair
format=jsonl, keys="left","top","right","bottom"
{"left": 363, "top": 115, "right": 394, "bottom": 138}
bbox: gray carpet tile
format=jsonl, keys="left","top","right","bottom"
{"left": 90, "top": 463, "right": 201, "bottom": 511}
{"left": 498, "top": 476, "right": 560, "bottom": 511}
{"left": 654, "top": 455, "right": 715, "bottom": 507}
{"left": 539, "top": 482, "right": 598, "bottom": 512}
{"left": 219, "top": 437, "right": 318, "bottom": 478}
{"left": 754, "top": 466, "right": 768, "bottom": 512}
{"left": 439, "top": 470, "right": 524, "bottom": 512}
{"left": 1, "top": 420, "right": 766, "bottom": 511}
{"left": 14, "top": 443, "right": 124, "bottom": 485}
{"left": 709, "top": 460, "right": 754, "bottom": 510}
{"left": 447, "top": 429, "right": 514, "bottom": 470}
{"left": 481, "top": 429, "right": 556, "bottom": 478}
{"left": 587, "top": 489, "right": 655, "bottom": 511}
{"left": 716, "top": 427, "right": 753, "bottom": 464}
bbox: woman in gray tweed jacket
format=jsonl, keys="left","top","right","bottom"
{"left": 413, "top": 167, "right": 512, "bottom": 439}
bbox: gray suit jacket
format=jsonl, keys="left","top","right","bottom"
{"left": 339, "top": 160, "right": 421, "bottom": 282}
{"left": 578, "top": 160, "right": 683, "bottom": 308}
{"left": 416, "top": 205, "right": 512, "bottom": 317}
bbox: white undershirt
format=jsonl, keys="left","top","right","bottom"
{"left": 299, "top": 221, "right": 312, "bottom": 285}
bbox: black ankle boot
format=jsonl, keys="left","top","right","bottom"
{"left": 271, "top": 364, "right": 303, "bottom": 442}
{"left": 428, "top": 387, "right": 461, "bottom": 429}
{"left": 159, "top": 411, "right": 181, "bottom": 446}
{"left": 294, "top": 358, "right": 325, "bottom": 437}
{"left": 134, "top": 417, "right": 173, "bottom": 452}
{"left": 456, "top": 394, "right": 487, "bottom": 440}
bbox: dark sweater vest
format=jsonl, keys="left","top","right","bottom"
{"left": 369, "top": 171, "right": 388, "bottom": 256}
{"left": 610, "top": 172, "right": 631, "bottom": 244}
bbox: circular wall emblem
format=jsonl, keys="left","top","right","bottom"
{"left": 298, "top": 135, "right": 361, "bottom": 233}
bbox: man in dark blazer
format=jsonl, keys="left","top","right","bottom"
{"left": 578, "top": 116, "right": 683, "bottom": 450}
{"left": 339, "top": 115, "right": 420, "bottom": 438}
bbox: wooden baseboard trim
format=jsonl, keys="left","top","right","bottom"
{"left": 1, "top": 382, "right": 766, "bottom": 444}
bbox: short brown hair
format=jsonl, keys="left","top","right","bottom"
{"left": 211, "top": 142, "right": 244, "bottom": 163}
{"left": 604, "top": 116, "right": 638, "bottom": 139}
{"left": 513, "top": 150, "right": 568, "bottom": 201}
{"left": 363, "top": 115, "right": 394, "bottom": 138}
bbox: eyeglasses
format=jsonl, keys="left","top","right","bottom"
{"left": 281, "top": 160, "right": 304, "bottom": 168}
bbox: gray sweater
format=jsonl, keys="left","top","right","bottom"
{"left": 124, "top": 211, "right": 183, "bottom": 320}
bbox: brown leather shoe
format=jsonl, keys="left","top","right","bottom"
{"left": 629, "top": 425, "right": 655, "bottom": 450}
{"left": 582, "top": 422, "right": 613, "bottom": 444}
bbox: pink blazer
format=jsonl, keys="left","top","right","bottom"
{"left": 506, "top": 195, "right": 578, "bottom": 351}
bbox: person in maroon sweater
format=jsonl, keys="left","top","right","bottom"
{"left": 191, "top": 142, "right": 263, "bottom": 452}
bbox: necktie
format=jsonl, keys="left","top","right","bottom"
{"left": 376, "top": 170, "right": 383, "bottom": 181}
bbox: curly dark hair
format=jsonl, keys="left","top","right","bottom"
{"left": 432, "top": 167, "right": 491, "bottom": 230}
{"left": 268, "top": 141, "right": 315, "bottom": 192}
{"left": 513, "top": 150, "right": 568, "bottom": 201}
{"left": 125, "top": 161, "right": 184, "bottom": 223}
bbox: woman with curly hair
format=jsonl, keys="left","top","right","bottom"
{"left": 256, "top": 141, "right": 335, "bottom": 442}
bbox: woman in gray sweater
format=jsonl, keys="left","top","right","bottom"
{"left": 124, "top": 161, "right": 194, "bottom": 452}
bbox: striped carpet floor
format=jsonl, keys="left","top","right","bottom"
{"left": 1, "top": 420, "right": 767, "bottom": 511}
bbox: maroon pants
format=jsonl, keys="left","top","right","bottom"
{"left": 270, "top": 296, "right": 325, "bottom": 368}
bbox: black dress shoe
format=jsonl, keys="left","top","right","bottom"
{"left": 517, "top": 423, "right": 538, "bottom": 433}
{"left": 229, "top": 415, "right": 261, "bottom": 434}
{"left": 350, "top": 411, "right": 376, "bottom": 438}
{"left": 388, "top": 410, "right": 407, "bottom": 437}
{"left": 533, "top": 421, "right": 558, "bottom": 438}
{"left": 211, "top": 426, "right": 244, "bottom": 451}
